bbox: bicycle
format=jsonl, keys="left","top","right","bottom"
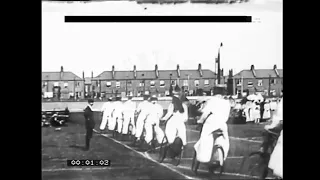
{"left": 239, "top": 128, "right": 280, "bottom": 179}
{"left": 158, "top": 115, "right": 184, "bottom": 166}
{"left": 190, "top": 112, "right": 226, "bottom": 179}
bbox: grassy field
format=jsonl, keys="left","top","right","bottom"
{"left": 42, "top": 112, "right": 276, "bottom": 180}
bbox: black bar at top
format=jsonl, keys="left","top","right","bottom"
{"left": 65, "top": 16, "right": 252, "bottom": 23}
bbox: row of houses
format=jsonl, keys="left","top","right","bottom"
{"left": 42, "top": 64, "right": 283, "bottom": 99}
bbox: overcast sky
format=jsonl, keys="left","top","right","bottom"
{"left": 42, "top": 1, "right": 282, "bottom": 78}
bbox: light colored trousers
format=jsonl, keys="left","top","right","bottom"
{"left": 164, "top": 114, "right": 187, "bottom": 146}
{"left": 122, "top": 113, "right": 135, "bottom": 135}
{"left": 135, "top": 114, "right": 148, "bottom": 139}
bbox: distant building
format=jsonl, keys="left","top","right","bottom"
{"left": 90, "top": 64, "right": 217, "bottom": 98}
{"left": 232, "top": 65, "right": 283, "bottom": 97}
{"left": 42, "top": 66, "right": 84, "bottom": 99}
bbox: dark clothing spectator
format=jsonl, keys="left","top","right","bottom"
{"left": 83, "top": 99, "right": 95, "bottom": 150}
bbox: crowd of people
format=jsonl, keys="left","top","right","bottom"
{"left": 81, "top": 85, "right": 282, "bottom": 179}
{"left": 98, "top": 86, "right": 189, "bottom": 151}
{"left": 231, "top": 94, "right": 281, "bottom": 124}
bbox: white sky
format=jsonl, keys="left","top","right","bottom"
{"left": 42, "top": 1, "right": 282, "bottom": 78}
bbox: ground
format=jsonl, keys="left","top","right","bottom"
{"left": 42, "top": 112, "right": 276, "bottom": 180}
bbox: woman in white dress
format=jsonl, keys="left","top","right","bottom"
{"left": 263, "top": 100, "right": 271, "bottom": 120}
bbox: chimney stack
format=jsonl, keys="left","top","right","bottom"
{"left": 133, "top": 65, "right": 137, "bottom": 79}
{"left": 112, "top": 65, "right": 115, "bottom": 79}
{"left": 198, "top": 63, "right": 203, "bottom": 77}
{"left": 91, "top": 71, "right": 93, "bottom": 79}
{"left": 273, "top": 64, "right": 279, "bottom": 77}
{"left": 251, "top": 65, "right": 255, "bottom": 70}
{"left": 60, "top": 66, "right": 64, "bottom": 80}
{"left": 177, "top": 64, "right": 180, "bottom": 77}
{"left": 155, "top": 64, "right": 159, "bottom": 78}
{"left": 82, "top": 71, "right": 84, "bottom": 79}
{"left": 251, "top": 65, "right": 256, "bottom": 77}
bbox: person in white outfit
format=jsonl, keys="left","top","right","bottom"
{"left": 194, "top": 95, "right": 232, "bottom": 165}
{"left": 122, "top": 93, "right": 136, "bottom": 136}
{"left": 161, "top": 85, "right": 187, "bottom": 147}
{"left": 144, "top": 95, "right": 164, "bottom": 147}
{"left": 263, "top": 100, "right": 271, "bottom": 120}
{"left": 99, "top": 97, "right": 113, "bottom": 132}
{"left": 108, "top": 96, "right": 123, "bottom": 133}
{"left": 133, "top": 95, "right": 152, "bottom": 146}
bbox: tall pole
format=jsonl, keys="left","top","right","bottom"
{"left": 233, "top": 76, "right": 236, "bottom": 96}
{"left": 83, "top": 71, "right": 85, "bottom": 99}
{"left": 126, "top": 77, "right": 128, "bottom": 96}
{"left": 99, "top": 79, "right": 101, "bottom": 97}
{"left": 74, "top": 77, "right": 76, "bottom": 100}
{"left": 217, "top": 42, "right": 223, "bottom": 85}
{"left": 268, "top": 75, "right": 271, "bottom": 97}
{"left": 241, "top": 76, "right": 243, "bottom": 96}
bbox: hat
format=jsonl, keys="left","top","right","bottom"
{"left": 88, "top": 99, "right": 94, "bottom": 103}
{"left": 150, "top": 95, "right": 158, "bottom": 101}
{"left": 173, "top": 85, "right": 181, "bottom": 95}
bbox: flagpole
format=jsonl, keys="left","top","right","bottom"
{"left": 233, "top": 75, "right": 236, "bottom": 95}
{"left": 241, "top": 76, "right": 243, "bottom": 97}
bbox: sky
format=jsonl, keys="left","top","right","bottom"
{"left": 42, "top": 1, "right": 283, "bottom": 78}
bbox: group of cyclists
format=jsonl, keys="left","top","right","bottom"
{"left": 98, "top": 85, "right": 283, "bottom": 179}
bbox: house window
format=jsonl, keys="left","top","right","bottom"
{"left": 140, "top": 81, "right": 145, "bottom": 87}
{"left": 257, "top": 80, "right": 263, "bottom": 87}
{"left": 270, "top": 90, "right": 276, "bottom": 96}
{"left": 116, "top": 81, "right": 120, "bottom": 88}
{"left": 204, "top": 80, "right": 209, "bottom": 86}
{"left": 247, "top": 81, "right": 253, "bottom": 87}
{"left": 127, "top": 80, "right": 132, "bottom": 86}
{"left": 236, "top": 79, "right": 242, "bottom": 86}
{"left": 106, "top": 81, "right": 112, "bottom": 87}
{"left": 183, "top": 80, "right": 188, "bottom": 86}
{"left": 54, "top": 82, "right": 59, "bottom": 87}
{"left": 165, "top": 90, "right": 170, "bottom": 95}
{"left": 194, "top": 80, "right": 199, "bottom": 87}
{"left": 44, "top": 82, "right": 47, "bottom": 86}
{"left": 171, "top": 80, "right": 176, "bottom": 86}
{"left": 271, "top": 79, "right": 277, "bottom": 84}
{"left": 92, "top": 86, "right": 95, "bottom": 91}
{"left": 160, "top": 80, "right": 165, "bottom": 87}
{"left": 64, "top": 82, "right": 68, "bottom": 88}
{"left": 150, "top": 81, "right": 155, "bottom": 87}
{"left": 76, "top": 82, "right": 80, "bottom": 87}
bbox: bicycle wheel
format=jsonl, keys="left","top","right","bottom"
{"left": 174, "top": 148, "right": 184, "bottom": 166}
{"left": 112, "top": 121, "right": 118, "bottom": 138}
{"left": 158, "top": 136, "right": 168, "bottom": 163}
{"left": 209, "top": 145, "right": 225, "bottom": 179}
{"left": 240, "top": 151, "right": 269, "bottom": 179}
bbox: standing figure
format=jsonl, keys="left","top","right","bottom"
{"left": 263, "top": 100, "right": 271, "bottom": 120}
{"left": 83, "top": 99, "right": 96, "bottom": 151}
{"left": 99, "top": 97, "right": 113, "bottom": 132}
{"left": 122, "top": 93, "right": 136, "bottom": 136}
{"left": 133, "top": 95, "right": 151, "bottom": 146}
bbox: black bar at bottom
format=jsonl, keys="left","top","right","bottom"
{"left": 65, "top": 16, "right": 252, "bottom": 23}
